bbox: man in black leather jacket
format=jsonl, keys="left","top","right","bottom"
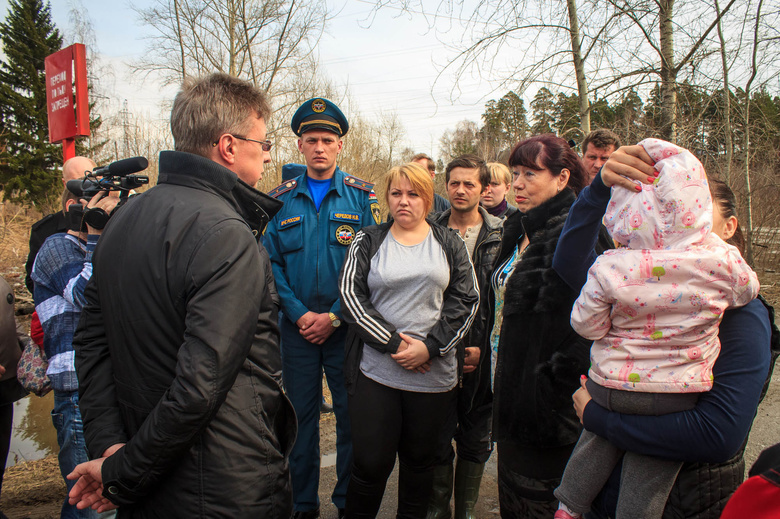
{"left": 67, "top": 73, "right": 296, "bottom": 518}
{"left": 429, "top": 155, "right": 503, "bottom": 519}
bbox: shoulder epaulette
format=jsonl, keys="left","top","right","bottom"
{"left": 344, "top": 175, "right": 375, "bottom": 193}
{"left": 269, "top": 179, "right": 297, "bottom": 198}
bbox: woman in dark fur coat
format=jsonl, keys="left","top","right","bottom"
{"left": 488, "top": 134, "right": 591, "bottom": 518}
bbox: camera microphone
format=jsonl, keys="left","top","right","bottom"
{"left": 66, "top": 178, "right": 99, "bottom": 198}
{"left": 92, "top": 156, "right": 149, "bottom": 177}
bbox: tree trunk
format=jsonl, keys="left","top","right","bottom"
{"left": 228, "top": 0, "right": 238, "bottom": 76}
{"left": 715, "top": 0, "right": 732, "bottom": 183}
{"left": 173, "top": 0, "right": 186, "bottom": 81}
{"left": 659, "top": 0, "right": 677, "bottom": 142}
{"left": 742, "top": 0, "right": 764, "bottom": 266}
{"left": 566, "top": 0, "right": 590, "bottom": 135}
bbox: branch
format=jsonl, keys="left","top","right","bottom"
{"left": 674, "top": 0, "right": 740, "bottom": 73}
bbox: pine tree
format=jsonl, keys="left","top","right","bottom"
{"left": 0, "top": 0, "right": 63, "bottom": 208}
{"left": 530, "top": 87, "right": 556, "bottom": 135}
{"left": 553, "top": 92, "right": 581, "bottom": 140}
{"left": 497, "top": 91, "right": 528, "bottom": 145}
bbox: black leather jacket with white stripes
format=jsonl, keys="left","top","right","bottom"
{"left": 338, "top": 220, "right": 479, "bottom": 393}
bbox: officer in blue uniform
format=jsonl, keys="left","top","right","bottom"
{"left": 263, "top": 98, "right": 381, "bottom": 519}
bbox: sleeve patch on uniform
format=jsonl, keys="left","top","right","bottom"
{"left": 371, "top": 203, "right": 381, "bottom": 224}
{"left": 368, "top": 191, "right": 378, "bottom": 201}
{"left": 279, "top": 215, "right": 304, "bottom": 228}
{"left": 331, "top": 211, "right": 361, "bottom": 223}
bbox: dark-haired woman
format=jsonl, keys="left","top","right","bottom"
{"left": 488, "top": 134, "right": 592, "bottom": 517}
{"left": 553, "top": 145, "right": 778, "bottom": 518}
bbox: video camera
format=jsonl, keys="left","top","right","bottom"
{"left": 66, "top": 156, "right": 150, "bottom": 231}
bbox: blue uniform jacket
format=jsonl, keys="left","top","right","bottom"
{"left": 264, "top": 164, "right": 380, "bottom": 325}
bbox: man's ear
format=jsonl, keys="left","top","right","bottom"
{"left": 210, "top": 135, "right": 237, "bottom": 166}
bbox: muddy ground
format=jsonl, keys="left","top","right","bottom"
{"left": 2, "top": 362, "right": 779, "bottom": 519}
{"left": 0, "top": 205, "right": 777, "bottom": 518}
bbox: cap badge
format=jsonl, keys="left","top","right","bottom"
{"left": 312, "top": 99, "right": 326, "bottom": 113}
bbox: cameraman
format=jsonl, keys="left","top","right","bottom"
{"left": 31, "top": 187, "right": 118, "bottom": 519}
{"left": 25, "top": 157, "right": 96, "bottom": 295}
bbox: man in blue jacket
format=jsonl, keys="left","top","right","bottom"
{"left": 264, "top": 98, "right": 381, "bottom": 519}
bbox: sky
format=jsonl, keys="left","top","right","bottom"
{"left": 34, "top": 0, "right": 521, "bottom": 156}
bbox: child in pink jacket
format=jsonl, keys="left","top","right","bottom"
{"left": 553, "top": 138, "right": 759, "bottom": 519}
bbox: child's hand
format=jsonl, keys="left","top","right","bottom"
{"left": 572, "top": 375, "right": 592, "bottom": 424}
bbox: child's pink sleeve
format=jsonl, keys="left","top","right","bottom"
{"left": 571, "top": 257, "right": 614, "bottom": 340}
{"left": 725, "top": 246, "right": 760, "bottom": 307}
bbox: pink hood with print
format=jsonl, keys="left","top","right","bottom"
{"left": 604, "top": 138, "right": 713, "bottom": 250}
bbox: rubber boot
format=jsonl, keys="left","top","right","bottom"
{"left": 425, "top": 463, "right": 453, "bottom": 519}
{"left": 453, "top": 459, "right": 484, "bottom": 519}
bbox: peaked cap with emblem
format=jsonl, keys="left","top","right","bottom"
{"left": 291, "top": 98, "right": 349, "bottom": 137}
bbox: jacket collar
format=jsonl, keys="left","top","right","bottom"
{"left": 505, "top": 189, "right": 575, "bottom": 238}
{"left": 500, "top": 188, "right": 575, "bottom": 259}
{"left": 519, "top": 188, "right": 576, "bottom": 236}
{"left": 478, "top": 205, "right": 504, "bottom": 233}
{"left": 433, "top": 206, "right": 503, "bottom": 233}
{"left": 292, "top": 166, "right": 345, "bottom": 199}
{"left": 157, "top": 150, "right": 283, "bottom": 233}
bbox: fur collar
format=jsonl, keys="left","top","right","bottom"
{"left": 501, "top": 189, "right": 578, "bottom": 315}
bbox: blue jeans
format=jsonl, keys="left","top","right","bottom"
{"left": 281, "top": 318, "right": 352, "bottom": 512}
{"left": 53, "top": 390, "right": 98, "bottom": 519}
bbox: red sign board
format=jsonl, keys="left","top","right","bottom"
{"left": 44, "top": 44, "right": 89, "bottom": 143}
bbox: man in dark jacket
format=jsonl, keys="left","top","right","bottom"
{"left": 429, "top": 155, "right": 502, "bottom": 519}
{"left": 67, "top": 73, "right": 296, "bottom": 518}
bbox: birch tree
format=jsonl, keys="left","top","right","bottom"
{"left": 372, "top": 0, "right": 744, "bottom": 141}
{"left": 133, "top": 0, "right": 327, "bottom": 117}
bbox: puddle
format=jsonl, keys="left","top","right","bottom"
{"left": 8, "top": 393, "right": 58, "bottom": 467}
{"left": 6, "top": 394, "right": 342, "bottom": 470}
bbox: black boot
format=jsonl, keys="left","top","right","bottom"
{"left": 425, "top": 463, "right": 453, "bottom": 519}
{"left": 453, "top": 459, "right": 484, "bottom": 519}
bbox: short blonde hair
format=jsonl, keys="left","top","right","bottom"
{"left": 384, "top": 162, "right": 434, "bottom": 214}
{"left": 487, "top": 162, "right": 512, "bottom": 185}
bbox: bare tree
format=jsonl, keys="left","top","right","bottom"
{"left": 367, "top": 0, "right": 625, "bottom": 135}
{"left": 600, "top": 0, "right": 740, "bottom": 141}
{"left": 371, "top": 0, "right": 748, "bottom": 141}
{"left": 566, "top": 0, "right": 591, "bottom": 133}
{"left": 714, "top": 0, "right": 733, "bottom": 183}
{"left": 64, "top": 1, "right": 113, "bottom": 161}
{"left": 741, "top": 0, "right": 763, "bottom": 265}
{"left": 133, "top": 0, "right": 326, "bottom": 114}
{"left": 439, "top": 120, "right": 480, "bottom": 163}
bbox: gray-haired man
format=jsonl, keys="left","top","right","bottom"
{"left": 68, "top": 73, "right": 296, "bottom": 517}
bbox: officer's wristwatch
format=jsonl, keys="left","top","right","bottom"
{"left": 328, "top": 312, "right": 341, "bottom": 328}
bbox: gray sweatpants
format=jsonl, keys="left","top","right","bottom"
{"left": 553, "top": 381, "right": 699, "bottom": 519}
